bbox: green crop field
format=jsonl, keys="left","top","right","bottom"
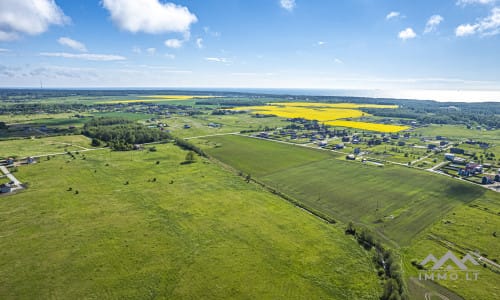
{"left": 204, "top": 135, "right": 337, "bottom": 177}
{"left": 0, "top": 143, "right": 381, "bottom": 299}
{"left": 203, "top": 135, "right": 494, "bottom": 245}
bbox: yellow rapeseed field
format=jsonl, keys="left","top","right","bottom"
{"left": 230, "top": 102, "right": 409, "bottom": 133}
{"left": 324, "top": 120, "right": 409, "bottom": 133}
{"left": 272, "top": 102, "right": 399, "bottom": 109}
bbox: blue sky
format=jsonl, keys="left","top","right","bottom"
{"left": 0, "top": 0, "right": 500, "bottom": 101}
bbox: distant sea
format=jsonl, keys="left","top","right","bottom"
{"left": 171, "top": 88, "right": 500, "bottom": 103}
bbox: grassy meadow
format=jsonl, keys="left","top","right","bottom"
{"left": 0, "top": 143, "right": 382, "bottom": 299}
{"left": 204, "top": 135, "right": 493, "bottom": 246}
{"left": 0, "top": 135, "right": 93, "bottom": 159}
{"left": 202, "top": 134, "right": 500, "bottom": 299}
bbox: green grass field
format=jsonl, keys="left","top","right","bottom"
{"left": 204, "top": 135, "right": 337, "bottom": 177}
{"left": 0, "top": 143, "right": 381, "bottom": 299}
{"left": 0, "top": 135, "right": 93, "bottom": 159}
{"left": 163, "top": 114, "right": 287, "bottom": 138}
{"left": 202, "top": 134, "right": 500, "bottom": 299}
{"left": 203, "top": 135, "right": 496, "bottom": 246}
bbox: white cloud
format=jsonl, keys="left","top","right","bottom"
{"left": 0, "top": 48, "right": 10, "bottom": 52}
{"left": 317, "top": 41, "right": 326, "bottom": 46}
{"left": 456, "top": 7, "right": 500, "bottom": 36}
{"left": 196, "top": 38, "right": 204, "bottom": 49}
{"left": 205, "top": 57, "right": 230, "bottom": 63}
{"left": 165, "top": 53, "right": 175, "bottom": 59}
{"left": 0, "top": 0, "right": 69, "bottom": 41}
{"left": 334, "top": 58, "right": 343, "bottom": 64}
{"left": 165, "top": 39, "right": 183, "bottom": 48}
{"left": 424, "top": 15, "right": 444, "bottom": 33}
{"left": 132, "top": 46, "right": 142, "bottom": 54}
{"left": 146, "top": 48, "right": 156, "bottom": 55}
{"left": 40, "top": 52, "right": 126, "bottom": 61}
{"left": 386, "top": 11, "right": 401, "bottom": 20}
{"left": 280, "top": 0, "right": 296, "bottom": 11}
{"left": 203, "top": 27, "right": 221, "bottom": 38}
{"left": 456, "top": 0, "right": 497, "bottom": 6}
{"left": 398, "top": 28, "right": 417, "bottom": 40}
{"left": 58, "top": 37, "right": 87, "bottom": 52}
{"left": 101, "top": 0, "right": 197, "bottom": 34}
{"left": 456, "top": 24, "right": 479, "bottom": 36}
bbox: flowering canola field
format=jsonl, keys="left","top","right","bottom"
{"left": 231, "top": 102, "right": 409, "bottom": 133}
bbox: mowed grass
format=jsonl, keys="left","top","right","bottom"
{"left": 205, "top": 135, "right": 337, "bottom": 177}
{"left": 204, "top": 135, "right": 497, "bottom": 246}
{"left": 0, "top": 144, "right": 381, "bottom": 299}
{"left": 0, "top": 135, "right": 92, "bottom": 159}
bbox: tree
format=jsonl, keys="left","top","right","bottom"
{"left": 185, "top": 151, "right": 196, "bottom": 163}
{"left": 245, "top": 174, "right": 252, "bottom": 183}
{"left": 91, "top": 138, "right": 101, "bottom": 147}
{"left": 0, "top": 121, "right": 7, "bottom": 129}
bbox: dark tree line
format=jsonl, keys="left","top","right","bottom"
{"left": 346, "top": 222, "right": 408, "bottom": 300}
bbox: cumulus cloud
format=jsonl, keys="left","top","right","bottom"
{"left": 398, "top": 28, "right": 417, "bottom": 40}
{"left": 386, "top": 11, "right": 401, "bottom": 20}
{"left": 146, "top": 48, "right": 156, "bottom": 55}
{"left": 456, "top": 7, "right": 500, "bottom": 36}
{"left": 280, "top": 0, "right": 296, "bottom": 11}
{"left": 0, "top": 0, "right": 69, "bottom": 41}
{"left": 456, "top": 0, "right": 497, "bottom": 6}
{"left": 58, "top": 37, "right": 87, "bottom": 52}
{"left": 317, "top": 41, "right": 326, "bottom": 46}
{"left": 424, "top": 15, "right": 444, "bottom": 33}
{"left": 334, "top": 58, "right": 343, "bottom": 64}
{"left": 165, "top": 39, "right": 183, "bottom": 48}
{"left": 456, "top": 24, "right": 479, "bottom": 36}
{"left": 40, "top": 52, "right": 126, "bottom": 61}
{"left": 101, "top": 0, "right": 197, "bottom": 34}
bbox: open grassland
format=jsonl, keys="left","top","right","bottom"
{"left": 414, "top": 125, "right": 500, "bottom": 142}
{"left": 230, "top": 102, "right": 409, "bottom": 133}
{"left": 98, "top": 95, "right": 218, "bottom": 104}
{"left": 163, "top": 114, "right": 287, "bottom": 139}
{"left": 0, "top": 135, "right": 92, "bottom": 159}
{"left": 0, "top": 143, "right": 381, "bottom": 299}
{"left": 204, "top": 135, "right": 498, "bottom": 246}
{"left": 204, "top": 134, "right": 500, "bottom": 299}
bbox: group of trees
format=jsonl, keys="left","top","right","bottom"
{"left": 362, "top": 102, "right": 500, "bottom": 128}
{"left": 346, "top": 222, "right": 408, "bottom": 300}
{"left": 82, "top": 117, "right": 171, "bottom": 151}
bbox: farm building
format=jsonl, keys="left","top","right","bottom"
{"left": 465, "top": 163, "right": 483, "bottom": 174}
{"left": 428, "top": 144, "right": 437, "bottom": 150}
{"left": 336, "top": 143, "right": 345, "bottom": 150}
{"left": 445, "top": 153, "right": 455, "bottom": 161}
{"left": 450, "top": 148, "right": 465, "bottom": 154}
{"left": 452, "top": 157, "right": 466, "bottom": 164}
